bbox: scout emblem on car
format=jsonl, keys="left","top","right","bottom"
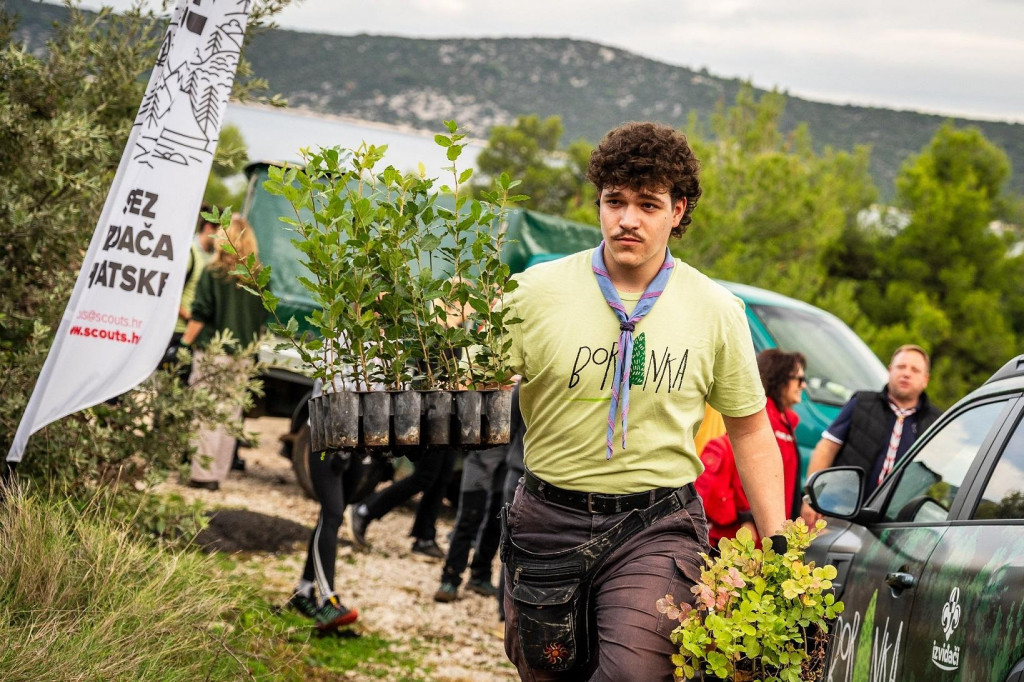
{"left": 932, "top": 586, "right": 962, "bottom": 671}
{"left": 942, "top": 587, "right": 961, "bottom": 640}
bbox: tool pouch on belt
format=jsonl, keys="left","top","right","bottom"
{"left": 508, "top": 558, "right": 588, "bottom": 672}
{"left": 499, "top": 485, "right": 693, "bottom": 673}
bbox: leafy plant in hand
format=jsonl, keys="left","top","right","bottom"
{"left": 657, "top": 519, "right": 843, "bottom": 682}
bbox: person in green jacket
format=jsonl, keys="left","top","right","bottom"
{"left": 181, "top": 214, "right": 266, "bottom": 491}
{"left": 174, "top": 208, "right": 218, "bottom": 340}
{"left": 160, "top": 208, "right": 219, "bottom": 385}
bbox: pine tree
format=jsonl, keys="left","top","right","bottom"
{"left": 629, "top": 332, "right": 646, "bottom": 386}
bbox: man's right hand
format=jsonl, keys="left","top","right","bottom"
{"left": 801, "top": 501, "right": 823, "bottom": 526}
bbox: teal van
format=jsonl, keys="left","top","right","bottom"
{"left": 518, "top": 256, "right": 888, "bottom": 470}
{"left": 523, "top": 256, "right": 888, "bottom": 476}
{"left": 719, "top": 281, "right": 887, "bottom": 475}
{"left": 523, "top": 260, "right": 888, "bottom": 475}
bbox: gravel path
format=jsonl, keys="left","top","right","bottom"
{"left": 158, "top": 416, "right": 517, "bottom": 681}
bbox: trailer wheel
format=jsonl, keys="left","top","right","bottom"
{"left": 290, "top": 423, "right": 317, "bottom": 501}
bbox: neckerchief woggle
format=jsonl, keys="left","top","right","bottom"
{"left": 591, "top": 242, "right": 675, "bottom": 459}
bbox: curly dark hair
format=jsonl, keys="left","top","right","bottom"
{"left": 586, "top": 121, "right": 702, "bottom": 237}
{"left": 757, "top": 349, "right": 807, "bottom": 409}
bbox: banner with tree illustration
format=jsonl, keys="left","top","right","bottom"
{"left": 8, "top": 0, "right": 251, "bottom": 461}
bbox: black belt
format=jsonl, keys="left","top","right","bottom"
{"left": 523, "top": 469, "right": 696, "bottom": 514}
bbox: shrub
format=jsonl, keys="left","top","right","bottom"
{"left": 657, "top": 520, "right": 844, "bottom": 682}
{"left": 5, "top": 330, "right": 265, "bottom": 499}
{"left": 0, "top": 0, "right": 285, "bottom": 506}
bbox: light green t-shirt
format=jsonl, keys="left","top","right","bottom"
{"left": 174, "top": 241, "right": 211, "bottom": 334}
{"left": 505, "top": 249, "right": 765, "bottom": 493}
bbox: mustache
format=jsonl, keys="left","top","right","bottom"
{"left": 611, "top": 231, "right": 642, "bottom": 240}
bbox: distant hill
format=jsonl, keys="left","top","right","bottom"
{"left": 10, "top": 0, "right": 1024, "bottom": 198}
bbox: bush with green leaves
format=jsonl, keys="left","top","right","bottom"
{"left": 657, "top": 519, "right": 844, "bottom": 682}
{"left": 248, "top": 120, "right": 523, "bottom": 391}
{"left": 6, "top": 327, "right": 265, "bottom": 499}
{"left": 0, "top": 1, "right": 286, "bottom": 501}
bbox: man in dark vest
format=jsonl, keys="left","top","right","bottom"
{"left": 802, "top": 344, "right": 942, "bottom": 523}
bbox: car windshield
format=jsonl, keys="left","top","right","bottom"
{"left": 750, "top": 304, "right": 887, "bottom": 407}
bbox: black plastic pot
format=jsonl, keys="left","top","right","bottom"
{"left": 307, "top": 388, "right": 513, "bottom": 452}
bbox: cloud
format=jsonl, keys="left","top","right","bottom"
{"left": 75, "top": 0, "right": 1024, "bottom": 121}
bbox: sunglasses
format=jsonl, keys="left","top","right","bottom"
{"left": 790, "top": 374, "right": 807, "bottom": 385}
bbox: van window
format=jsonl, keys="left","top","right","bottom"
{"left": 883, "top": 398, "right": 1011, "bottom": 522}
{"left": 749, "top": 304, "right": 885, "bottom": 406}
{"left": 975, "top": 409, "right": 1024, "bottom": 520}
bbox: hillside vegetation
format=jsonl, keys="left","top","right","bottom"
{"left": 10, "top": 0, "right": 1023, "bottom": 198}
{"left": 6, "top": 0, "right": 1023, "bottom": 406}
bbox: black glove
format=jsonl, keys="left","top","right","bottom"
{"left": 161, "top": 341, "right": 183, "bottom": 368}
{"left": 160, "top": 339, "right": 193, "bottom": 383}
{"left": 768, "top": 534, "right": 788, "bottom": 554}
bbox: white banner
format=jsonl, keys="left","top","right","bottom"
{"left": 8, "top": 0, "right": 251, "bottom": 461}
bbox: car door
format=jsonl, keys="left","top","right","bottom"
{"left": 823, "top": 395, "right": 1016, "bottom": 682}
{"left": 901, "top": 395, "right": 1024, "bottom": 681}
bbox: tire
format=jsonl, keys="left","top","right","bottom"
{"left": 290, "top": 423, "right": 318, "bottom": 501}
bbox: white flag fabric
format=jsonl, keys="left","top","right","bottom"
{"left": 8, "top": 0, "right": 251, "bottom": 462}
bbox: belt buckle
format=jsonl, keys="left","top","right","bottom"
{"left": 586, "top": 492, "right": 596, "bottom": 514}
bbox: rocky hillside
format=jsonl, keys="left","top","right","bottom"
{"left": 10, "top": 0, "right": 1024, "bottom": 196}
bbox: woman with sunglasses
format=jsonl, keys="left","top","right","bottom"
{"left": 696, "top": 349, "right": 807, "bottom": 547}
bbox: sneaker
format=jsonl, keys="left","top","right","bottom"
{"left": 350, "top": 505, "right": 371, "bottom": 547}
{"left": 411, "top": 538, "right": 445, "bottom": 560}
{"left": 287, "top": 592, "right": 318, "bottom": 619}
{"left": 433, "top": 582, "right": 458, "bottom": 603}
{"left": 315, "top": 595, "right": 359, "bottom": 631}
{"left": 466, "top": 578, "right": 499, "bottom": 597}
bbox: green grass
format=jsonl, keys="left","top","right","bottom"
{"left": 0, "top": 484, "right": 438, "bottom": 680}
{"left": 274, "top": 607, "right": 432, "bottom": 680}
{"left": 0, "top": 485, "right": 299, "bottom": 680}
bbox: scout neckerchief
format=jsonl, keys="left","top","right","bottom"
{"left": 878, "top": 400, "right": 918, "bottom": 485}
{"left": 591, "top": 241, "right": 675, "bottom": 459}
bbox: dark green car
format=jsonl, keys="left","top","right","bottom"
{"left": 805, "top": 354, "right": 1024, "bottom": 681}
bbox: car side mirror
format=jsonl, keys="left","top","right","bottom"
{"left": 805, "top": 467, "right": 864, "bottom": 519}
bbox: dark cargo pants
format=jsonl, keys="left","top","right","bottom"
{"left": 502, "top": 481, "right": 709, "bottom": 681}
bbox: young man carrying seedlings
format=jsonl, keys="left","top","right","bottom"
{"left": 500, "top": 121, "right": 787, "bottom": 680}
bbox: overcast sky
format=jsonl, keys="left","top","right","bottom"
{"left": 80, "top": 0, "right": 1024, "bottom": 123}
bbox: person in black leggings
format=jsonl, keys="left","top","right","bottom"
{"left": 287, "top": 444, "right": 360, "bottom": 631}
{"left": 349, "top": 446, "right": 458, "bottom": 558}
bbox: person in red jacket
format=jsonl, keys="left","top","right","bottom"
{"left": 697, "top": 349, "right": 806, "bottom": 547}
